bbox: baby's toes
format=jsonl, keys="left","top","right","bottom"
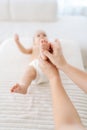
{"left": 11, "top": 87, "right": 15, "bottom": 92}
{"left": 11, "top": 85, "right": 19, "bottom": 92}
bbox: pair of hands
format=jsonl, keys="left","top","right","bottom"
{"left": 39, "top": 39, "right": 67, "bottom": 80}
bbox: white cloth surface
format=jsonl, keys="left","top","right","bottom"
{"left": 0, "top": 38, "right": 87, "bottom": 129}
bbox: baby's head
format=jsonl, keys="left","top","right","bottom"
{"left": 33, "top": 30, "right": 48, "bottom": 46}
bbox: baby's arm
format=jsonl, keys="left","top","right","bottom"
{"left": 14, "top": 34, "right": 33, "bottom": 54}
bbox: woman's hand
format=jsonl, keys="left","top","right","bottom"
{"left": 39, "top": 56, "right": 58, "bottom": 81}
{"left": 42, "top": 39, "right": 67, "bottom": 70}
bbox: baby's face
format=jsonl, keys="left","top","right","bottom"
{"left": 33, "top": 30, "right": 48, "bottom": 46}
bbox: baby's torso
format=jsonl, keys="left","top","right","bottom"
{"left": 29, "top": 46, "right": 40, "bottom": 62}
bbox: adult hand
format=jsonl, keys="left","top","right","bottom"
{"left": 42, "top": 39, "right": 67, "bottom": 70}
{"left": 39, "top": 56, "right": 58, "bottom": 81}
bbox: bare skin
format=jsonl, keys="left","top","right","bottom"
{"left": 11, "top": 30, "right": 50, "bottom": 94}
{"left": 14, "top": 31, "right": 48, "bottom": 61}
{"left": 42, "top": 39, "right": 87, "bottom": 93}
{"left": 39, "top": 39, "right": 87, "bottom": 130}
{"left": 11, "top": 66, "right": 36, "bottom": 94}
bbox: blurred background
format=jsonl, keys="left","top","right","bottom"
{"left": 57, "top": 0, "right": 87, "bottom": 16}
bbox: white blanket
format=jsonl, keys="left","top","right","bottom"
{"left": 0, "top": 38, "right": 87, "bottom": 130}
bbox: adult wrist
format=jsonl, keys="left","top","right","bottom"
{"left": 61, "top": 62, "right": 70, "bottom": 73}
{"left": 49, "top": 72, "right": 60, "bottom": 83}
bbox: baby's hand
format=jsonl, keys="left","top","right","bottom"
{"left": 40, "top": 39, "right": 51, "bottom": 60}
{"left": 14, "top": 34, "right": 19, "bottom": 43}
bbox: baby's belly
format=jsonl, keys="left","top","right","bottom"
{"left": 29, "top": 54, "right": 38, "bottom": 62}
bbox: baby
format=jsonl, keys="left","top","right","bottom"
{"left": 11, "top": 30, "right": 50, "bottom": 94}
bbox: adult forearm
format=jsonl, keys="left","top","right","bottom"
{"left": 49, "top": 75, "right": 81, "bottom": 129}
{"left": 61, "top": 63, "right": 87, "bottom": 93}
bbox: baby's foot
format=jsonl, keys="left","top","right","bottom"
{"left": 40, "top": 39, "right": 50, "bottom": 60}
{"left": 11, "top": 83, "right": 27, "bottom": 94}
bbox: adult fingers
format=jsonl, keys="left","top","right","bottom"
{"left": 43, "top": 50, "right": 53, "bottom": 61}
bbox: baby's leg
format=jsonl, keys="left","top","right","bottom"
{"left": 11, "top": 66, "right": 36, "bottom": 94}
